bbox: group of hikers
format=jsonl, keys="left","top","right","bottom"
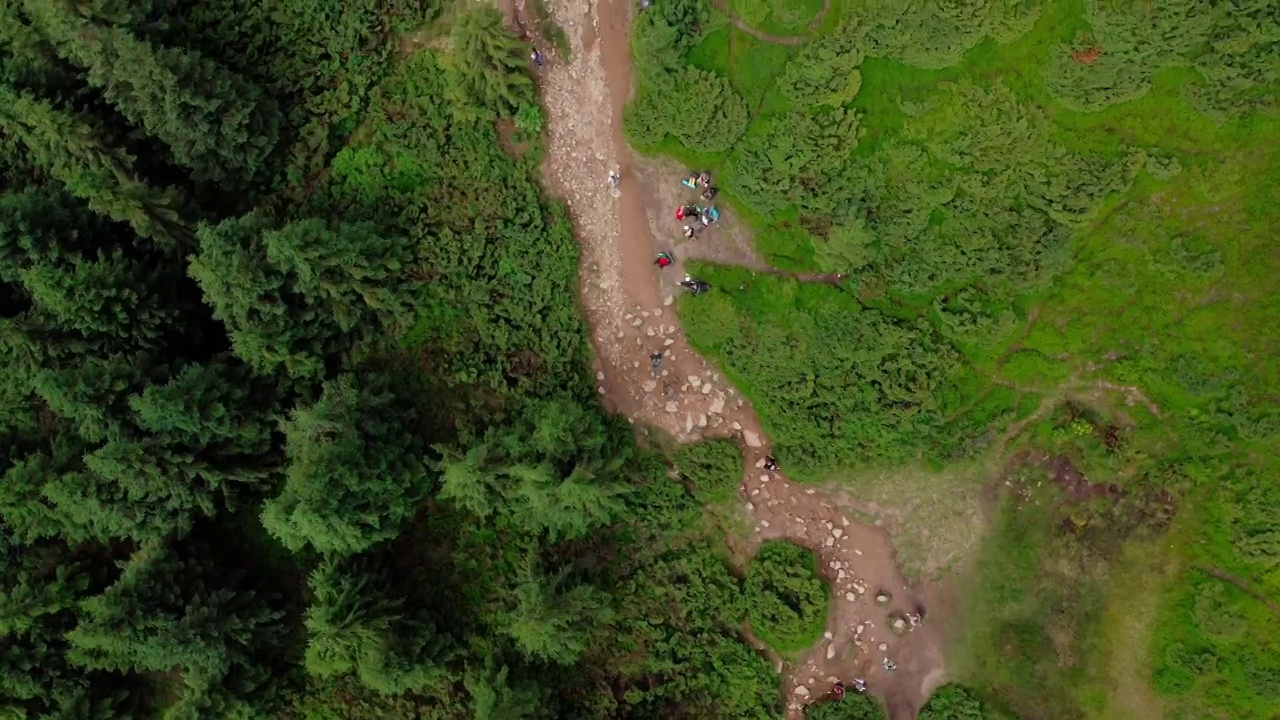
{"left": 651, "top": 170, "right": 719, "bottom": 295}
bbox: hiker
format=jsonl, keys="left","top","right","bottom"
{"left": 700, "top": 206, "right": 720, "bottom": 226}
{"left": 701, "top": 186, "right": 717, "bottom": 202}
{"left": 650, "top": 351, "right": 663, "bottom": 376}
{"left": 531, "top": 48, "right": 545, "bottom": 67}
{"left": 882, "top": 658, "right": 897, "bottom": 672}
{"left": 680, "top": 276, "right": 709, "bottom": 295}
{"left": 763, "top": 454, "right": 778, "bottom": 471}
{"left": 682, "top": 173, "right": 699, "bottom": 189}
{"left": 608, "top": 169, "right": 620, "bottom": 189}
{"left": 852, "top": 678, "right": 867, "bottom": 693}
{"left": 654, "top": 252, "right": 673, "bottom": 268}
{"left": 831, "top": 682, "right": 845, "bottom": 700}
{"left": 676, "top": 204, "right": 699, "bottom": 221}
{"left": 683, "top": 224, "right": 696, "bottom": 240}
{"left": 697, "top": 171, "right": 711, "bottom": 187}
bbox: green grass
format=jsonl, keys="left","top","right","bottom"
{"left": 634, "top": 0, "right": 1280, "bottom": 717}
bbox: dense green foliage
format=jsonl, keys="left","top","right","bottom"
{"left": 634, "top": 0, "right": 1280, "bottom": 718}
{"left": 745, "top": 541, "right": 829, "bottom": 654}
{"left": 803, "top": 691, "right": 884, "bottom": 719}
{"left": 0, "top": 3, "right": 789, "bottom": 719}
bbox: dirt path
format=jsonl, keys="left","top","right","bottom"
{"left": 711, "top": 0, "right": 831, "bottom": 45}
{"left": 520, "top": 1, "right": 944, "bottom": 717}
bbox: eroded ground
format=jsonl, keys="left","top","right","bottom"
{"left": 518, "top": 0, "right": 946, "bottom": 716}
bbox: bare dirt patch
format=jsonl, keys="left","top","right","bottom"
{"left": 521, "top": 0, "right": 946, "bottom": 716}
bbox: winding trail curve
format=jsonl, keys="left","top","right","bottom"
{"left": 515, "top": 0, "right": 944, "bottom": 717}
{"left": 711, "top": 0, "right": 831, "bottom": 45}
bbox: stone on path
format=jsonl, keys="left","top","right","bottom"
{"left": 710, "top": 397, "right": 725, "bottom": 414}
{"left": 833, "top": 529, "right": 843, "bottom": 538}
{"left": 664, "top": 295, "right": 673, "bottom": 306}
{"left": 665, "top": 401, "right": 678, "bottom": 412}
{"left": 793, "top": 686, "right": 809, "bottom": 698}
{"left": 826, "top": 645, "right": 836, "bottom": 659}
{"left": 642, "top": 380, "right": 657, "bottom": 392}
{"left": 743, "top": 430, "right": 762, "bottom": 447}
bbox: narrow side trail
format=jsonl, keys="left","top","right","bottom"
{"left": 522, "top": 1, "right": 945, "bottom": 717}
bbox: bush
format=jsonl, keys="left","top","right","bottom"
{"left": 779, "top": 31, "right": 865, "bottom": 108}
{"left": 744, "top": 540, "right": 828, "bottom": 653}
{"left": 673, "top": 439, "right": 744, "bottom": 503}
{"left": 804, "top": 691, "right": 885, "bottom": 719}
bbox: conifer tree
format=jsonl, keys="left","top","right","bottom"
{"left": 438, "top": 399, "right": 627, "bottom": 541}
{"left": 66, "top": 538, "right": 286, "bottom": 718}
{"left": 22, "top": 0, "right": 280, "bottom": 183}
{"left": 303, "top": 556, "right": 444, "bottom": 694}
{"left": 191, "top": 213, "right": 415, "bottom": 379}
{"left": 261, "top": 371, "right": 433, "bottom": 556}
{"left": 0, "top": 84, "right": 186, "bottom": 249}
{"left": 261, "top": 218, "right": 415, "bottom": 332}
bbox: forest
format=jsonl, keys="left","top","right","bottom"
{"left": 1, "top": 1, "right": 1277, "bottom": 720}
{"left": 0, "top": 0, "right": 810, "bottom": 718}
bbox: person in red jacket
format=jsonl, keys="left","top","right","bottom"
{"left": 654, "top": 252, "right": 674, "bottom": 268}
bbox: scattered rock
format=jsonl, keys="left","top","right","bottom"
{"left": 878, "top": 643, "right": 888, "bottom": 651}
{"left": 664, "top": 338, "right": 675, "bottom": 346}
{"left": 645, "top": 328, "right": 655, "bottom": 336}
{"left": 793, "top": 686, "right": 809, "bottom": 698}
{"left": 597, "top": 386, "right": 605, "bottom": 394}
{"left": 710, "top": 397, "right": 725, "bottom": 414}
{"left": 595, "top": 371, "right": 605, "bottom": 380}
{"left": 642, "top": 380, "right": 657, "bottom": 392}
{"left": 761, "top": 520, "right": 770, "bottom": 528}
{"left": 664, "top": 401, "right": 678, "bottom": 413}
{"left": 653, "top": 308, "right": 663, "bottom": 317}
{"left": 696, "top": 414, "right": 707, "bottom": 428}
{"left": 700, "top": 383, "right": 712, "bottom": 395}
{"left": 688, "top": 375, "right": 700, "bottom": 386}
{"left": 663, "top": 295, "right": 673, "bottom": 306}
{"left": 731, "top": 421, "right": 742, "bottom": 430}
{"left": 823, "top": 631, "right": 833, "bottom": 640}
{"left": 631, "top": 318, "right": 643, "bottom": 327}
{"left": 743, "top": 430, "right": 762, "bottom": 447}
{"left": 826, "top": 645, "right": 836, "bottom": 659}
{"left": 833, "top": 529, "right": 843, "bottom": 538}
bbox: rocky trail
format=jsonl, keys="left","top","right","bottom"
{"left": 511, "top": 0, "right": 945, "bottom": 717}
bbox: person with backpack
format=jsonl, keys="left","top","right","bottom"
{"left": 654, "top": 252, "right": 674, "bottom": 268}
